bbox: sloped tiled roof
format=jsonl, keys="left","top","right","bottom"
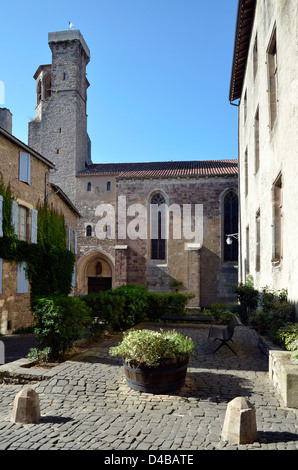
{"left": 77, "top": 159, "right": 238, "bottom": 179}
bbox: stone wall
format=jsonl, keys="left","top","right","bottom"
{"left": 0, "top": 133, "right": 79, "bottom": 333}
{"left": 237, "top": 0, "right": 298, "bottom": 317}
{"left": 116, "top": 175, "right": 238, "bottom": 307}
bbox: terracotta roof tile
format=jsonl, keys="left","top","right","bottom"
{"left": 77, "top": 159, "right": 238, "bottom": 179}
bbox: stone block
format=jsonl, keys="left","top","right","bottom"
{"left": 12, "top": 387, "right": 40, "bottom": 424}
{"left": 269, "top": 350, "right": 298, "bottom": 408}
{"left": 221, "top": 397, "right": 257, "bottom": 444}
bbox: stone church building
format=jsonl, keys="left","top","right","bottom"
{"left": 28, "top": 29, "right": 238, "bottom": 309}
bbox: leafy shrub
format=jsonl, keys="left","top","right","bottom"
{"left": 276, "top": 324, "right": 298, "bottom": 351}
{"left": 32, "top": 296, "right": 92, "bottom": 360}
{"left": 83, "top": 287, "right": 194, "bottom": 328}
{"left": 249, "top": 298, "right": 295, "bottom": 341}
{"left": 147, "top": 292, "right": 194, "bottom": 320}
{"left": 110, "top": 285, "right": 150, "bottom": 328}
{"left": 204, "top": 303, "right": 235, "bottom": 325}
{"left": 231, "top": 277, "right": 259, "bottom": 323}
{"left": 83, "top": 292, "right": 126, "bottom": 332}
{"left": 27, "top": 347, "right": 51, "bottom": 362}
{"left": 109, "top": 329, "right": 195, "bottom": 367}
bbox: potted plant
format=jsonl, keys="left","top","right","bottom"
{"left": 109, "top": 329, "right": 195, "bottom": 394}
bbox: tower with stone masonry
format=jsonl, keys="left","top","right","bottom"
{"left": 28, "top": 30, "right": 92, "bottom": 203}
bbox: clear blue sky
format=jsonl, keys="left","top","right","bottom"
{"left": 0, "top": 0, "right": 239, "bottom": 164}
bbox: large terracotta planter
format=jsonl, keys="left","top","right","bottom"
{"left": 123, "top": 354, "right": 190, "bottom": 394}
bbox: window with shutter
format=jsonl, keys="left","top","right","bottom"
{"left": 31, "top": 209, "right": 38, "bottom": 244}
{"left": 17, "top": 262, "right": 29, "bottom": 294}
{"left": 18, "top": 206, "right": 28, "bottom": 242}
{"left": 19, "top": 152, "right": 31, "bottom": 185}
{"left": 0, "top": 195, "right": 3, "bottom": 237}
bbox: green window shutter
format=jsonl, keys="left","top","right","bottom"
{"left": 31, "top": 209, "right": 38, "bottom": 244}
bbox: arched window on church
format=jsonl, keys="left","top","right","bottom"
{"left": 107, "top": 181, "right": 111, "bottom": 191}
{"left": 224, "top": 191, "right": 238, "bottom": 261}
{"left": 150, "top": 193, "right": 166, "bottom": 260}
{"left": 86, "top": 225, "right": 92, "bottom": 237}
{"left": 87, "top": 182, "right": 91, "bottom": 191}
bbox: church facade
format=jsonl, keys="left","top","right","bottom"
{"left": 28, "top": 29, "right": 238, "bottom": 309}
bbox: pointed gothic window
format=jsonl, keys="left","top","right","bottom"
{"left": 224, "top": 191, "right": 238, "bottom": 262}
{"left": 150, "top": 193, "right": 166, "bottom": 260}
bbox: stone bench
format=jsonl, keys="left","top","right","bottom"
{"left": 269, "top": 350, "right": 298, "bottom": 408}
{"left": 161, "top": 315, "right": 214, "bottom": 324}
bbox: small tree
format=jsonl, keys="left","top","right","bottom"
{"left": 32, "top": 296, "right": 92, "bottom": 360}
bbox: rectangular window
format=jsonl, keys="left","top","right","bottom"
{"left": 244, "top": 148, "right": 248, "bottom": 197}
{"left": 18, "top": 206, "right": 29, "bottom": 242}
{"left": 272, "top": 173, "right": 282, "bottom": 262}
{"left": 253, "top": 34, "right": 258, "bottom": 80}
{"left": 11, "top": 200, "right": 18, "bottom": 236}
{"left": 244, "top": 90, "right": 247, "bottom": 123}
{"left": 246, "top": 225, "right": 250, "bottom": 274}
{"left": 19, "top": 152, "right": 31, "bottom": 185}
{"left": 17, "top": 262, "right": 29, "bottom": 294}
{"left": 254, "top": 107, "right": 260, "bottom": 174}
{"left": 256, "top": 210, "right": 261, "bottom": 272}
{"left": 267, "top": 27, "right": 278, "bottom": 128}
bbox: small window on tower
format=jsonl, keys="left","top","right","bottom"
{"left": 45, "top": 74, "right": 51, "bottom": 99}
{"left": 107, "top": 181, "right": 111, "bottom": 191}
{"left": 63, "top": 73, "right": 66, "bottom": 80}
{"left": 87, "top": 182, "right": 91, "bottom": 191}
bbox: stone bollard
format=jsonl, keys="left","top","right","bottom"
{"left": 221, "top": 397, "right": 257, "bottom": 445}
{"left": 12, "top": 387, "right": 40, "bottom": 424}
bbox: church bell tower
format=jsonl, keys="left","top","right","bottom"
{"left": 28, "top": 29, "right": 92, "bottom": 203}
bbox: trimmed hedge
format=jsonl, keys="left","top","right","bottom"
{"left": 82, "top": 285, "right": 194, "bottom": 331}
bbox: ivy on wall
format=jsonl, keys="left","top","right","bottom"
{"left": 0, "top": 176, "right": 75, "bottom": 300}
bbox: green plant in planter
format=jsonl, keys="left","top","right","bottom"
{"left": 109, "top": 329, "right": 195, "bottom": 367}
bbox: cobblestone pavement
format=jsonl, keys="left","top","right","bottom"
{"left": 0, "top": 323, "right": 297, "bottom": 452}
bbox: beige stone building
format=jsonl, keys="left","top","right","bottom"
{"left": 0, "top": 109, "right": 80, "bottom": 333}
{"left": 230, "top": 0, "right": 298, "bottom": 316}
{"left": 28, "top": 29, "right": 239, "bottom": 309}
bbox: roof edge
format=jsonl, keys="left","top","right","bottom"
{"left": 229, "top": 0, "right": 257, "bottom": 102}
{"left": 0, "top": 126, "right": 55, "bottom": 169}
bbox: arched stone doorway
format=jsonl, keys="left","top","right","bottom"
{"left": 77, "top": 250, "right": 115, "bottom": 295}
